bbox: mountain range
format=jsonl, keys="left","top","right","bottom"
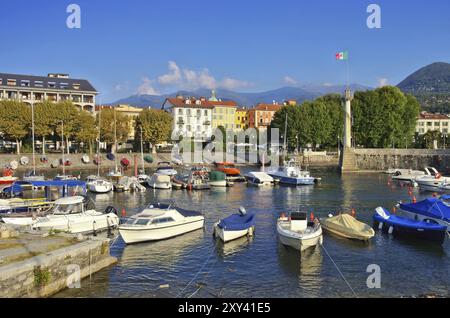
{"left": 111, "top": 62, "right": 450, "bottom": 112}
{"left": 110, "top": 84, "right": 370, "bottom": 108}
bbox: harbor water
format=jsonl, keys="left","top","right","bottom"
{"left": 53, "top": 168, "right": 450, "bottom": 298}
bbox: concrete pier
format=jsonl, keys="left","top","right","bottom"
{"left": 0, "top": 226, "right": 116, "bottom": 298}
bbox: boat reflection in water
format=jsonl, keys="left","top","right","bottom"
{"left": 277, "top": 244, "right": 323, "bottom": 297}
{"left": 119, "top": 229, "right": 205, "bottom": 269}
{"left": 215, "top": 236, "right": 254, "bottom": 258}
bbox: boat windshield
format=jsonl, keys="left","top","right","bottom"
{"left": 146, "top": 202, "right": 172, "bottom": 210}
{"left": 53, "top": 203, "right": 83, "bottom": 215}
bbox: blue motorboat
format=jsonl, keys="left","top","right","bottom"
{"left": 213, "top": 207, "right": 256, "bottom": 242}
{"left": 398, "top": 196, "right": 450, "bottom": 231}
{"left": 373, "top": 207, "right": 447, "bottom": 243}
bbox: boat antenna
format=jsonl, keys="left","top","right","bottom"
{"left": 97, "top": 104, "right": 101, "bottom": 177}
{"left": 61, "top": 120, "right": 65, "bottom": 176}
{"left": 114, "top": 107, "right": 118, "bottom": 174}
{"left": 31, "top": 102, "right": 36, "bottom": 176}
{"left": 283, "top": 112, "right": 288, "bottom": 161}
{"left": 140, "top": 126, "right": 145, "bottom": 174}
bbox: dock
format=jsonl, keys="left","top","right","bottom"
{"left": 0, "top": 225, "right": 116, "bottom": 298}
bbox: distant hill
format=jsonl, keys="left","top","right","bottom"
{"left": 110, "top": 84, "right": 371, "bottom": 108}
{"left": 397, "top": 62, "right": 450, "bottom": 113}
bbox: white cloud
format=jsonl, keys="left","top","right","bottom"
{"left": 137, "top": 77, "right": 159, "bottom": 95}
{"left": 158, "top": 61, "right": 182, "bottom": 85}
{"left": 322, "top": 82, "right": 334, "bottom": 87}
{"left": 220, "top": 77, "right": 252, "bottom": 90}
{"left": 147, "top": 61, "right": 252, "bottom": 92}
{"left": 377, "top": 78, "right": 389, "bottom": 87}
{"left": 283, "top": 76, "right": 298, "bottom": 85}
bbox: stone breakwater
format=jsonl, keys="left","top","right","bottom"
{"left": 0, "top": 225, "right": 116, "bottom": 298}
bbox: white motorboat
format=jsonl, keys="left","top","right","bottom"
{"left": 213, "top": 207, "right": 255, "bottom": 243}
{"left": 86, "top": 176, "right": 113, "bottom": 194}
{"left": 246, "top": 171, "right": 275, "bottom": 187}
{"left": 3, "top": 196, "right": 119, "bottom": 233}
{"left": 137, "top": 174, "right": 150, "bottom": 184}
{"left": 415, "top": 167, "right": 450, "bottom": 191}
{"left": 268, "top": 160, "right": 317, "bottom": 186}
{"left": 391, "top": 168, "right": 427, "bottom": 182}
{"left": 277, "top": 212, "right": 323, "bottom": 251}
{"left": 156, "top": 162, "right": 178, "bottom": 176}
{"left": 119, "top": 202, "right": 205, "bottom": 244}
{"left": 147, "top": 173, "right": 172, "bottom": 189}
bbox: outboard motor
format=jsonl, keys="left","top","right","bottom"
{"left": 239, "top": 206, "right": 247, "bottom": 216}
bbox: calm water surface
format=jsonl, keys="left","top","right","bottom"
{"left": 54, "top": 168, "right": 450, "bottom": 298}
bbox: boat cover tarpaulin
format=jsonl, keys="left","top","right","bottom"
{"left": 321, "top": 214, "right": 375, "bottom": 240}
{"left": 218, "top": 213, "right": 255, "bottom": 231}
{"left": 374, "top": 207, "right": 447, "bottom": 231}
{"left": 400, "top": 198, "right": 450, "bottom": 222}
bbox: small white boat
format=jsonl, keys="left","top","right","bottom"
{"left": 147, "top": 173, "right": 172, "bottom": 189}
{"left": 81, "top": 154, "right": 90, "bottom": 164}
{"left": 156, "top": 162, "right": 178, "bottom": 176}
{"left": 214, "top": 207, "right": 255, "bottom": 243}
{"left": 277, "top": 212, "right": 323, "bottom": 251}
{"left": 416, "top": 167, "right": 450, "bottom": 191}
{"left": 208, "top": 171, "right": 227, "bottom": 187}
{"left": 391, "top": 168, "right": 426, "bottom": 182}
{"left": 137, "top": 174, "right": 150, "bottom": 184}
{"left": 268, "top": 160, "right": 317, "bottom": 186}
{"left": 119, "top": 202, "right": 205, "bottom": 244}
{"left": 246, "top": 171, "right": 275, "bottom": 186}
{"left": 4, "top": 196, "right": 119, "bottom": 234}
{"left": 87, "top": 176, "right": 113, "bottom": 194}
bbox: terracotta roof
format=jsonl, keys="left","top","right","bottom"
{"left": 163, "top": 97, "right": 238, "bottom": 109}
{"left": 419, "top": 112, "right": 450, "bottom": 120}
{"left": 254, "top": 103, "right": 282, "bottom": 112}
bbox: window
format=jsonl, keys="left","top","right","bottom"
{"left": 60, "top": 82, "right": 69, "bottom": 89}
{"left": 21, "top": 80, "right": 30, "bottom": 87}
{"left": 178, "top": 108, "right": 184, "bottom": 115}
{"left": 443, "top": 122, "right": 448, "bottom": 127}
{"left": 204, "top": 110, "right": 208, "bottom": 116}
{"left": 7, "top": 79, "right": 16, "bottom": 86}
{"left": 136, "top": 219, "right": 150, "bottom": 226}
{"left": 73, "top": 83, "right": 80, "bottom": 90}
{"left": 427, "top": 122, "right": 432, "bottom": 127}
{"left": 35, "top": 81, "right": 44, "bottom": 87}
{"left": 48, "top": 82, "right": 56, "bottom": 88}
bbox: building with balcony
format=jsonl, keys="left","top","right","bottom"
{"left": 0, "top": 73, "right": 97, "bottom": 112}
{"left": 248, "top": 102, "right": 282, "bottom": 130}
{"left": 416, "top": 112, "right": 450, "bottom": 135}
{"left": 162, "top": 96, "right": 214, "bottom": 141}
{"left": 235, "top": 108, "right": 248, "bottom": 131}
{"left": 208, "top": 90, "right": 238, "bottom": 131}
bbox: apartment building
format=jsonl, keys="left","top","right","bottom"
{"left": 235, "top": 108, "right": 248, "bottom": 130}
{"left": 162, "top": 96, "right": 213, "bottom": 141}
{"left": 248, "top": 102, "right": 282, "bottom": 130}
{"left": 416, "top": 112, "right": 450, "bottom": 135}
{"left": 0, "top": 73, "right": 97, "bottom": 112}
{"left": 208, "top": 91, "right": 238, "bottom": 131}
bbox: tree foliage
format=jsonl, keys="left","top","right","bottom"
{"left": 0, "top": 100, "right": 31, "bottom": 154}
{"left": 271, "top": 87, "right": 420, "bottom": 150}
{"left": 97, "top": 108, "right": 130, "bottom": 148}
{"left": 136, "top": 109, "right": 173, "bottom": 152}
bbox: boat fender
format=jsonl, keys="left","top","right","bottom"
{"left": 351, "top": 209, "right": 356, "bottom": 218}
{"left": 328, "top": 214, "right": 333, "bottom": 218}
{"left": 412, "top": 196, "right": 417, "bottom": 204}
{"left": 378, "top": 222, "right": 383, "bottom": 230}
{"left": 388, "top": 226, "right": 394, "bottom": 235}
{"left": 310, "top": 212, "right": 314, "bottom": 222}
{"left": 239, "top": 206, "right": 247, "bottom": 216}
{"left": 436, "top": 173, "right": 442, "bottom": 180}
{"left": 93, "top": 220, "right": 97, "bottom": 237}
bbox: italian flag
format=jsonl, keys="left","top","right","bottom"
{"left": 336, "top": 51, "right": 348, "bottom": 60}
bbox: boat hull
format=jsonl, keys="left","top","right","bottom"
{"left": 277, "top": 223, "right": 323, "bottom": 251}
{"left": 32, "top": 213, "right": 119, "bottom": 234}
{"left": 268, "top": 173, "right": 315, "bottom": 186}
{"left": 208, "top": 180, "right": 227, "bottom": 187}
{"left": 213, "top": 223, "right": 254, "bottom": 243}
{"left": 119, "top": 218, "right": 205, "bottom": 244}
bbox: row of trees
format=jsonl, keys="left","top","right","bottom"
{"left": 0, "top": 100, "right": 173, "bottom": 154}
{"left": 271, "top": 86, "right": 421, "bottom": 150}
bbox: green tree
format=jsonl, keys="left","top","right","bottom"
{"left": 34, "top": 101, "right": 57, "bottom": 154}
{"left": 74, "top": 111, "right": 98, "bottom": 154}
{"left": 136, "top": 109, "right": 173, "bottom": 153}
{"left": 52, "top": 101, "right": 79, "bottom": 154}
{"left": 97, "top": 108, "right": 130, "bottom": 152}
{"left": 0, "top": 100, "right": 31, "bottom": 154}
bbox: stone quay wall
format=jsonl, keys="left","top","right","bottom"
{"left": 0, "top": 238, "right": 116, "bottom": 298}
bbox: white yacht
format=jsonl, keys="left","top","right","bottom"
{"left": 268, "top": 160, "right": 317, "bottom": 186}
{"left": 391, "top": 168, "right": 427, "bottom": 182}
{"left": 245, "top": 171, "right": 275, "bottom": 187}
{"left": 156, "top": 162, "right": 178, "bottom": 176}
{"left": 119, "top": 203, "right": 205, "bottom": 244}
{"left": 3, "top": 196, "right": 119, "bottom": 234}
{"left": 415, "top": 167, "right": 450, "bottom": 191}
{"left": 86, "top": 176, "right": 113, "bottom": 194}
{"left": 147, "top": 173, "right": 172, "bottom": 189}
{"left": 277, "top": 212, "right": 323, "bottom": 251}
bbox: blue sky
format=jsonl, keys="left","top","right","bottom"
{"left": 1, "top": 0, "right": 450, "bottom": 102}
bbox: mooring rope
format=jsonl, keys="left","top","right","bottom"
{"left": 176, "top": 246, "right": 216, "bottom": 298}
{"left": 321, "top": 244, "right": 358, "bottom": 298}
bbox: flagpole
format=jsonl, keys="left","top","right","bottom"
{"left": 346, "top": 51, "right": 350, "bottom": 89}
